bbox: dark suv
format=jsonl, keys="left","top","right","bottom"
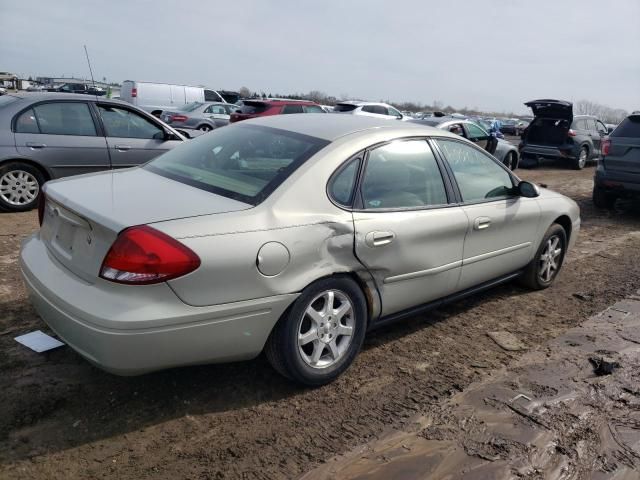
{"left": 230, "top": 99, "right": 325, "bottom": 123}
{"left": 519, "top": 99, "right": 608, "bottom": 169}
{"left": 593, "top": 112, "right": 640, "bottom": 208}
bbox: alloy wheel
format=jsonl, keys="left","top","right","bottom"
{"left": 0, "top": 170, "right": 39, "bottom": 206}
{"left": 297, "top": 289, "right": 355, "bottom": 369}
{"left": 538, "top": 235, "right": 563, "bottom": 282}
{"left": 578, "top": 148, "right": 587, "bottom": 168}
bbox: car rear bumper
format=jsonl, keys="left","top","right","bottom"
{"left": 521, "top": 144, "right": 576, "bottom": 160}
{"left": 20, "top": 234, "right": 298, "bottom": 375}
{"left": 595, "top": 167, "right": 640, "bottom": 196}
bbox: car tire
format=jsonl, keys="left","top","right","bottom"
{"left": 504, "top": 151, "right": 518, "bottom": 171}
{"left": 518, "top": 224, "right": 567, "bottom": 290}
{"left": 197, "top": 124, "right": 213, "bottom": 132}
{"left": 592, "top": 186, "right": 616, "bottom": 209}
{"left": 573, "top": 146, "right": 588, "bottom": 170}
{"left": 0, "top": 162, "right": 45, "bottom": 212}
{"left": 265, "top": 276, "right": 367, "bottom": 386}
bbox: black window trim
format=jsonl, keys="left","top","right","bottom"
{"left": 336, "top": 136, "right": 458, "bottom": 213}
{"left": 431, "top": 136, "right": 520, "bottom": 206}
{"left": 12, "top": 99, "right": 101, "bottom": 137}
{"left": 146, "top": 124, "right": 330, "bottom": 206}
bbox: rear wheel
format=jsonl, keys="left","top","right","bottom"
{"left": 197, "top": 124, "right": 213, "bottom": 132}
{"left": 519, "top": 224, "right": 567, "bottom": 290}
{"left": 0, "top": 162, "right": 45, "bottom": 212}
{"left": 573, "top": 146, "right": 588, "bottom": 170}
{"left": 265, "top": 276, "right": 367, "bottom": 386}
{"left": 593, "top": 185, "right": 616, "bottom": 209}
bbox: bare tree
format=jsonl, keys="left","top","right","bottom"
{"left": 575, "top": 99, "right": 628, "bottom": 124}
{"left": 238, "top": 86, "right": 251, "bottom": 99}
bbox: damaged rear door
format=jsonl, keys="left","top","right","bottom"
{"left": 351, "top": 138, "right": 467, "bottom": 317}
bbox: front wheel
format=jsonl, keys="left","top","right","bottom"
{"left": 0, "top": 162, "right": 45, "bottom": 212}
{"left": 265, "top": 276, "right": 367, "bottom": 386}
{"left": 519, "top": 224, "right": 567, "bottom": 290}
{"left": 197, "top": 124, "right": 213, "bottom": 132}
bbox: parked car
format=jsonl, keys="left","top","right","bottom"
{"left": 333, "top": 101, "right": 410, "bottom": 120}
{"left": 593, "top": 112, "right": 640, "bottom": 208}
{"left": 500, "top": 119, "right": 518, "bottom": 135}
{"left": 0, "top": 93, "right": 185, "bottom": 212}
{"left": 47, "top": 83, "right": 106, "bottom": 96}
{"left": 476, "top": 118, "right": 505, "bottom": 139}
{"left": 120, "top": 81, "right": 237, "bottom": 116}
{"left": 320, "top": 105, "right": 334, "bottom": 113}
{"left": 229, "top": 99, "right": 325, "bottom": 123}
{"left": 161, "top": 102, "right": 237, "bottom": 132}
{"left": 410, "top": 117, "right": 519, "bottom": 170}
{"left": 519, "top": 99, "right": 608, "bottom": 169}
{"left": 20, "top": 114, "right": 579, "bottom": 385}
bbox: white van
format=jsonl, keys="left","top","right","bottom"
{"left": 120, "top": 81, "right": 230, "bottom": 115}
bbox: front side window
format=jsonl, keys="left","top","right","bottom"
{"left": 31, "top": 102, "right": 97, "bottom": 136}
{"left": 466, "top": 122, "right": 489, "bottom": 140}
{"left": 145, "top": 124, "right": 329, "bottom": 204}
{"left": 387, "top": 106, "right": 402, "bottom": 117}
{"left": 204, "top": 90, "right": 222, "bottom": 102}
{"left": 97, "top": 105, "right": 163, "bottom": 139}
{"left": 361, "top": 140, "right": 448, "bottom": 209}
{"left": 304, "top": 105, "right": 325, "bottom": 113}
{"left": 436, "top": 139, "right": 514, "bottom": 202}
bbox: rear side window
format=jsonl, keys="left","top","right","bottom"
{"left": 15, "top": 109, "right": 40, "bottom": 133}
{"left": 329, "top": 159, "right": 360, "bottom": 206}
{"left": 238, "top": 102, "right": 268, "bottom": 114}
{"left": 28, "top": 102, "right": 97, "bottom": 136}
{"left": 611, "top": 117, "right": 640, "bottom": 138}
{"left": 361, "top": 140, "right": 448, "bottom": 209}
{"left": 334, "top": 104, "right": 358, "bottom": 112}
{"left": 281, "top": 104, "right": 304, "bottom": 114}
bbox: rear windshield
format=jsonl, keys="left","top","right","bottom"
{"left": 237, "top": 101, "right": 268, "bottom": 114}
{"left": 610, "top": 116, "right": 640, "bottom": 138}
{"left": 334, "top": 104, "right": 358, "bottom": 112}
{"left": 145, "top": 124, "right": 329, "bottom": 205}
{"left": 0, "top": 96, "right": 20, "bottom": 108}
{"left": 180, "top": 102, "right": 204, "bottom": 112}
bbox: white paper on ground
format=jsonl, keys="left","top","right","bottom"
{"left": 15, "top": 330, "right": 65, "bottom": 352}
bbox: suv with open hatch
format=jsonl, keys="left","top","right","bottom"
{"left": 519, "top": 99, "right": 608, "bottom": 169}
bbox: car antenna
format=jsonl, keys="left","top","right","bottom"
{"left": 83, "top": 44, "right": 98, "bottom": 100}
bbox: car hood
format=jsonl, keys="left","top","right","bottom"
{"left": 525, "top": 99, "right": 573, "bottom": 120}
{"left": 43, "top": 167, "right": 253, "bottom": 233}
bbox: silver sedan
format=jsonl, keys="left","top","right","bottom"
{"left": 161, "top": 101, "right": 237, "bottom": 132}
{"left": 21, "top": 115, "right": 580, "bottom": 385}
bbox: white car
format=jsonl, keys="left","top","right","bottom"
{"left": 333, "top": 101, "right": 410, "bottom": 120}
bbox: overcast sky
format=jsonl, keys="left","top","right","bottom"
{"left": 1, "top": 0, "right": 638, "bottom": 114}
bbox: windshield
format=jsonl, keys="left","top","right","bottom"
{"left": 180, "top": 102, "right": 204, "bottom": 112}
{"left": 145, "top": 124, "right": 329, "bottom": 205}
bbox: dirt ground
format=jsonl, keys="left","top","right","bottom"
{"left": 1, "top": 164, "right": 640, "bottom": 480}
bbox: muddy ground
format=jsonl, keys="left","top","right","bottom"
{"left": 1, "top": 165, "right": 640, "bottom": 479}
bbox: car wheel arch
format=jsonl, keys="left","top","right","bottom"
{"left": 0, "top": 158, "right": 52, "bottom": 182}
{"left": 553, "top": 215, "right": 573, "bottom": 243}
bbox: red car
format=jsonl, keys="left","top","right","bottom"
{"left": 230, "top": 99, "right": 325, "bottom": 123}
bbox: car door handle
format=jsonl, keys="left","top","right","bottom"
{"left": 365, "top": 231, "right": 395, "bottom": 247}
{"left": 26, "top": 142, "right": 46, "bottom": 149}
{"left": 473, "top": 217, "right": 491, "bottom": 230}
{"left": 114, "top": 145, "right": 131, "bottom": 151}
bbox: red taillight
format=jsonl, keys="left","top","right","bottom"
{"left": 602, "top": 137, "right": 611, "bottom": 156}
{"left": 37, "top": 193, "right": 46, "bottom": 226}
{"left": 169, "top": 114, "right": 188, "bottom": 122}
{"left": 99, "top": 226, "right": 200, "bottom": 285}
{"left": 131, "top": 87, "right": 137, "bottom": 98}
{"left": 568, "top": 129, "right": 576, "bottom": 137}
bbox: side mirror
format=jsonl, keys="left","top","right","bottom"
{"left": 607, "top": 127, "right": 614, "bottom": 134}
{"left": 517, "top": 180, "right": 540, "bottom": 198}
{"left": 396, "top": 114, "right": 403, "bottom": 120}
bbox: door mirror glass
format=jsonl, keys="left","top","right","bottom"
{"left": 517, "top": 180, "right": 540, "bottom": 198}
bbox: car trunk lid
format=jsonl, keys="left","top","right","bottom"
{"left": 41, "top": 167, "right": 252, "bottom": 283}
{"left": 524, "top": 99, "right": 573, "bottom": 121}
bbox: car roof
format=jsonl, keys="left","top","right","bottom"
{"left": 10, "top": 92, "right": 129, "bottom": 105}
{"left": 336, "top": 101, "right": 393, "bottom": 107}
{"left": 241, "top": 113, "right": 456, "bottom": 142}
